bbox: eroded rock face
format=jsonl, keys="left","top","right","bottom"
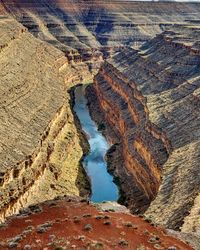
{"left": 90, "top": 25, "right": 200, "bottom": 232}
{"left": 0, "top": 196, "right": 193, "bottom": 250}
{"left": 0, "top": 18, "right": 91, "bottom": 222}
{"left": 2, "top": 0, "right": 200, "bottom": 63}
{"left": 1, "top": 0, "right": 200, "bottom": 236}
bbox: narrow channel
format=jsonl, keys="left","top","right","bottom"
{"left": 74, "top": 84, "right": 119, "bottom": 203}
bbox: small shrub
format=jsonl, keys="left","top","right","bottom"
{"left": 98, "top": 123, "right": 105, "bottom": 131}
{"left": 80, "top": 198, "right": 88, "bottom": 203}
{"left": 73, "top": 217, "right": 81, "bottom": 224}
{"left": 95, "top": 215, "right": 104, "bottom": 220}
{"left": 118, "top": 239, "right": 128, "bottom": 247}
{"left": 12, "top": 236, "right": 22, "bottom": 243}
{"left": 8, "top": 242, "right": 18, "bottom": 248}
{"left": 148, "top": 237, "right": 158, "bottom": 244}
{"left": 143, "top": 229, "right": 149, "bottom": 235}
{"left": 78, "top": 235, "right": 85, "bottom": 241}
{"left": 36, "top": 227, "right": 46, "bottom": 234}
{"left": 49, "top": 234, "right": 56, "bottom": 241}
{"left": 108, "top": 209, "right": 115, "bottom": 212}
{"left": 154, "top": 244, "right": 161, "bottom": 249}
{"left": 0, "top": 223, "right": 7, "bottom": 228}
{"left": 144, "top": 217, "right": 152, "bottom": 223}
{"left": 103, "top": 221, "right": 111, "bottom": 226}
{"left": 84, "top": 224, "right": 93, "bottom": 231}
{"left": 83, "top": 214, "right": 92, "bottom": 218}
{"left": 124, "top": 222, "right": 133, "bottom": 228}
{"left": 36, "top": 222, "right": 52, "bottom": 233}
{"left": 24, "top": 245, "right": 31, "bottom": 250}
{"left": 95, "top": 242, "right": 104, "bottom": 249}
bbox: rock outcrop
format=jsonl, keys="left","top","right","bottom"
{"left": 89, "top": 24, "right": 200, "bottom": 232}
{"left": 2, "top": 0, "right": 200, "bottom": 65}
{"left": 0, "top": 17, "right": 91, "bottom": 222}
{"left": 0, "top": 196, "right": 193, "bottom": 250}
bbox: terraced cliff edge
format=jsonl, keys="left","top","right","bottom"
{"left": 2, "top": 0, "right": 200, "bottom": 67}
{"left": 1, "top": 0, "right": 200, "bottom": 241}
{"left": 90, "top": 24, "right": 200, "bottom": 233}
{"left": 0, "top": 17, "right": 91, "bottom": 222}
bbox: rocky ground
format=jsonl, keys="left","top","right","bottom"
{"left": 0, "top": 196, "right": 194, "bottom": 250}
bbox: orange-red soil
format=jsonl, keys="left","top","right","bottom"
{"left": 0, "top": 197, "right": 193, "bottom": 250}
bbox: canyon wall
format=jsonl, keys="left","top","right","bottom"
{"left": 90, "top": 24, "right": 200, "bottom": 232}
{"left": 0, "top": 17, "right": 91, "bottom": 222}
{"left": 2, "top": 1, "right": 200, "bottom": 65}
{"left": 1, "top": 0, "right": 200, "bottom": 233}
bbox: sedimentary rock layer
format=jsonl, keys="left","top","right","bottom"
{"left": 1, "top": 0, "right": 200, "bottom": 60}
{"left": 88, "top": 61, "right": 169, "bottom": 213}
{"left": 1, "top": 0, "right": 200, "bottom": 235}
{"left": 2, "top": 1, "right": 200, "bottom": 117}
{"left": 91, "top": 24, "right": 200, "bottom": 232}
{"left": 0, "top": 18, "right": 90, "bottom": 222}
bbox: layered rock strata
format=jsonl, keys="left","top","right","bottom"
{"left": 1, "top": 0, "right": 200, "bottom": 236}
{"left": 2, "top": 0, "right": 200, "bottom": 63}
{"left": 90, "top": 24, "right": 200, "bottom": 232}
{"left": 0, "top": 18, "right": 91, "bottom": 222}
{"left": 2, "top": 1, "right": 200, "bottom": 121}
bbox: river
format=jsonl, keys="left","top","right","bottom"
{"left": 73, "top": 85, "right": 119, "bottom": 203}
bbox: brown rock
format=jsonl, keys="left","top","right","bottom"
{"left": 0, "top": 197, "right": 192, "bottom": 250}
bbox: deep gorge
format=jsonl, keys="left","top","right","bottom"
{"left": 86, "top": 33, "right": 200, "bottom": 232}
{"left": 1, "top": 1, "right": 200, "bottom": 248}
{"left": 73, "top": 85, "right": 119, "bottom": 203}
{"left": 86, "top": 63, "right": 169, "bottom": 214}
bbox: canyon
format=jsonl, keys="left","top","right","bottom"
{"left": 89, "top": 24, "right": 200, "bottom": 234}
{"left": 0, "top": 0, "right": 200, "bottom": 249}
{"left": 2, "top": 0, "right": 200, "bottom": 64}
{"left": 74, "top": 85, "right": 119, "bottom": 203}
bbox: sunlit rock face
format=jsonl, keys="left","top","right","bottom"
{"left": 0, "top": 17, "right": 91, "bottom": 222}
{"left": 2, "top": 1, "right": 200, "bottom": 54}
{"left": 2, "top": 1, "right": 200, "bottom": 82}
{"left": 1, "top": 0, "right": 200, "bottom": 234}
{"left": 91, "top": 24, "right": 200, "bottom": 232}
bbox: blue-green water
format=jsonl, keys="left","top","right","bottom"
{"left": 74, "top": 85, "right": 119, "bottom": 203}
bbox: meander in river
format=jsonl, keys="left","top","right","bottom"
{"left": 74, "top": 85, "right": 119, "bottom": 202}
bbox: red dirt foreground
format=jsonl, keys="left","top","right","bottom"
{"left": 0, "top": 197, "right": 193, "bottom": 250}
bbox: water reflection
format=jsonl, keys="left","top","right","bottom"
{"left": 74, "top": 85, "right": 119, "bottom": 202}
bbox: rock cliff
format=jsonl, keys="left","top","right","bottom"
{"left": 89, "top": 24, "right": 200, "bottom": 232}
{"left": 0, "top": 17, "right": 91, "bottom": 222}
{"left": 2, "top": 0, "right": 200, "bottom": 65}
{"left": 1, "top": 0, "right": 200, "bottom": 240}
